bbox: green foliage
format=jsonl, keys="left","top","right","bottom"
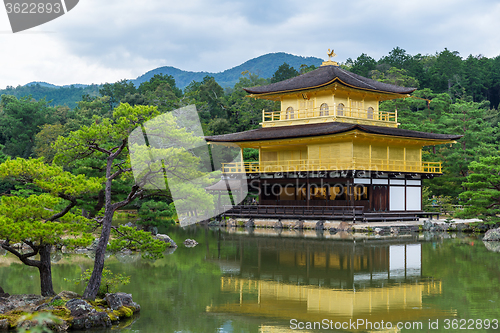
{"left": 207, "top": 118, "right": 233, "bottom": 135}
{"left": 99, "top": 79, "right": 137, "bottom": 109}
{"left": 73, "top": 268, "right": 130, "bottom": 297}
{"left": 344, "top": 53, "right": 377, "bottom": 77}
{"left": 137, "top": 200, "right": 175, "bottom": 228}
{"left": 370, "top": 67, "right": 419, "bottom": 88}
{"left": 299, "top": 64, "right": 317, "bottom": 74}
{"left": 48, "top": 299, "right": 66, "bottom": 307}
{"left": 0, "top": 191, "right": 93, "bottom": 248}
{"left": 458, "top": 156, "right": 500, "bottom": 222}
{"left": 270, "top": 62, "right": 299, "bottom": 83}
{"left": 223, "top": 73, "right": 277, "bottom": 132}
{"left": 0, "top": 158, "right": 102, "bottom": 197}
{"left": 243, "top": 148, "right": 259, "bottom": 162}
{"left": 0, "top": 158, "right": 103, "bottom": 295}
{"left": 139, "top": 73, "right": 182, "bottom": 98}
{"left": 0, "top": 144, "right": 9, "bottom": 164}
{"left": 0, "top": 95, "right": 55, "bottom": 158}
{"left": 33, "top": 124, "right": 65, "bottom": 163}
{"left": 53, "top": 103, "right": 159, "bottom": 168}
{"left": 0, "top": 83, "right": 100, "bottom": 108}
{"left": 107, "top": 225, "right": 168, "bottom": 259}
{"left": 382, "top": 88, "right": 500, "bottom": 199}
{"left": 379, "top": 46, "right": 412, "bottom": 69}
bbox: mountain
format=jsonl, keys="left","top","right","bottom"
{"left": 25, "top": 81, "right": 61, "bottom": 89}
{"left": 24, "top": 82, "right": 91, "bottom": 89}
{"left": 132, "top": 52, "right": 324, "bottom": 89}
{"left": 0, "top": 52, "right": 324, "bottom": 106}
{"left": 0, "top": 83, "right": 100, "bottom": 107}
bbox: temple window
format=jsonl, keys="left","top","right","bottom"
{"left": 320, "top": 103, "right": 329, "bottom": 116}
{"left": 367, "top": 107, "right": 374, "bottom": 119}
{"left": 337, "top": 103, "right": 344, "bottom": 116}
{"left": 286, "top": 106, "right": 295, "bottom": 119}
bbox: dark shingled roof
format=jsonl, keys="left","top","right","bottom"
{"left": 244, "top": 65, "right": 417, "bottom": 95}
{"left": 205, "top": 122, "right": 462, "bottom": 143}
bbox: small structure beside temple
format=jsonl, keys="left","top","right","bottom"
{"left": 205, "top": 52, "right": 461, "bottom": 221}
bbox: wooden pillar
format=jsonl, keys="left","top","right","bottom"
{"left": 327, "top": 182, "right": 330, "bottom": 206}
{"left": 258, "top": 179, "right": 262, "bottom": 204}
{"left": 369, "top": 184, "right": 373, "bottom": 212}
{"left": 306, "top": 173, "right": 311, "bottom": 207}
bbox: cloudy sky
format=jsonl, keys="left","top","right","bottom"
{"left": 1, "top": 0, "right": 500, "bottom": 89}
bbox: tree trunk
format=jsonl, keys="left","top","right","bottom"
{"left": 38, "top": 245, "right": 55, "bottom": 296}
{"left": 83, "top": 160, "right": 115, "bottom": 300}
{"left": 83, "top": 208, "right": 114, "bottom": 299}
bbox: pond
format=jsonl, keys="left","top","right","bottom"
{"left": 1, "top": 227, "right": 499, "bottom": 333}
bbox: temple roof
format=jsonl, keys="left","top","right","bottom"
{"left": 205, "top": 179, "right": 244, "bottom": 191}
{"left": 243, "top": 65, "right": 417, "bottom": 96}
{"left": 205, "top": 122, "right": 462, "bottom": 143}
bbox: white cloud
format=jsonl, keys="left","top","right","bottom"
{"left": 0, "top": 0, "right": 499, "bottom": 89}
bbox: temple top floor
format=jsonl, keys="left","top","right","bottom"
{"left": 244, "top": 65, "right": 417, "bottom": 128}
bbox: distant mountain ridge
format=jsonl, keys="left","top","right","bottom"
{"left": 0, "top": 52, "right": 324, "bottom": 106}
{"left": 24, "top": 81, "right": 90, "bottom": 89}
{"left": 132, "top": 52, "right": 324, "bottom": 89}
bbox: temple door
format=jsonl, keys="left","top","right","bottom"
{"left": 372, "top": 185, "right": 388, "bottom": 211}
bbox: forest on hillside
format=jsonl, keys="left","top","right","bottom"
{"left": 0, "top": 83, "right": 100, "bottom": 107}
{"left": 0, "top": 47, "right": 499, "bottom": 223}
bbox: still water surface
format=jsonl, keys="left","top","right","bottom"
{"left": 0, "top": 227, "right": 499, "bottom": 333}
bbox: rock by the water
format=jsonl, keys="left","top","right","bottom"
{"left": 244, "top": 218, "right": 255, "bottom": 228}
{"left": 423, "top": 220, "right": 433, "bottom": 231}
{"left": 291, "top": 220, "right": 304, "bottom": 230}
{"left": 274, "top": 220, "right": 283, "bottom": 229}
{"left": 105, "top": 293, "right": 123, "bottom": 310}
{"left": 227, "top": 218, "right": 237, "bottom": 227}
{"left": 56, "top": 298, "right": 103, "bottom": 330}
{"left": 55, "top": 290, "right": 80, "bottom": 300}
{"left": 66, "top": 299, "right": 94, "bottom": 317}
{"left": 154, "top": 234, "right": 177, "bottom": 248}
{"left": 483, "top": 241, "right": 500, "bottom": 252}
{"left": 115, "top": 252, "right": 141, "bottom": 264}
{"left": 50, "top": 252, "right": 63, "bottom": 263}
{"left": 483, "top": 228, "right": 500, "bottom": 241}
{"left": 337, "top": 222, "right": 352, "bottom": 232}
{"left": 0, "top": 286, "right": 9, "bottom": 298}
{"left": 107, "top": 292, "right": 140, "bottom": 312}
{"left": 0, "top": 292, "right": 140, "bottom": 331}
{"left": 315, "top": 221, "right": 324, "bottom": 230}
{"left": 184, "top": 239, "right": 198, "bottom": 247}
{"left": 0, "top": 294, "right": 45, "bottom": 313}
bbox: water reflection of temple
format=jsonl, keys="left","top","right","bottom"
{"left": 212, "top": 234, "right": 427, "bottom": 287}
{"left": 207, "top": 233, "right": 453, "bottom": 332}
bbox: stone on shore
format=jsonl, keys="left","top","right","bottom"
{"left": 184, "top": 239, "right": 198, "bottom": 247}
{"left": 483, "top": 228, "right": 500, "bottom": 241}
{"left": 154, "top": 234, "right": 177, "bottom": 248}
{"left": 0, "top": 292, "right": 140, "bottom": 331}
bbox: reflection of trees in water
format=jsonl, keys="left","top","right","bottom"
{"left": 423, "top": 237, "right": 500, "bottom": 320}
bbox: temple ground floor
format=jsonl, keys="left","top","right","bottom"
{"left": 214, "top": 171, "right": 440, "bottom": 222}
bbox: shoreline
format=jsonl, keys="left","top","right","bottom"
{"left": 220, "top": 217, "right": 485, "bottom": 232}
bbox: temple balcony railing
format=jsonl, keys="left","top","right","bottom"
{"left": 262, "top": 107, "right": 398, "bottom": 128}
{"left": 221, "top": 158, "right": 442, "bottom": 174}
